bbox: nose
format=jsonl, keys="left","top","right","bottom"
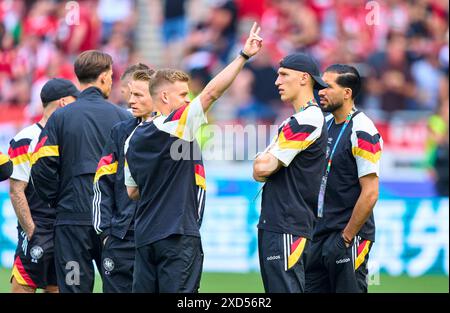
{"left": 275, "top": 77, "right": 281, "bottom": 87}
{"left": 318, "top": 89, "right": 325, "bottom": 97}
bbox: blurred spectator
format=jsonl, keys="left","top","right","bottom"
{"left": 365, "top": 32, "right": 417, "bottom": 113}
{"left": 425, "top": 99, "right": 449, "bottom": 196}
{"left": 411, "top": 43, "right": 446, "bottom": 110}
{"left": 208, "top": 0, "right": 238, "bottom": 64}
{"left": 188, "top": 67, "right": 211, "bottom": 98}
{"left": 335, "top": 0, "right": 377, "bottom": 59}
{"left": 102, "top": 29, "right": 131, "bottom": 81}
{"left": 97, "top": 0, "right": 135, "bottom": 44}
{"left": 433, "top": 141, "right": 449, "bottom": 196}
{"left": 235, "top": 0, "right": 264, "bottom": 21}
{"left": 22, "top": 0, "right": 58, "bottom": 40}
{"left": 56, "top": 0, "right": 100, "bottom": 56}
{"left": 0, "top": 0, "right": 25, "bottom": 43}
{"left": 439, "top": 40, "right": 449, "bottom": 73}
{"left": 261, "top": 0, "right": 320, "bottom": 62}
{"left": 162, "top": 0, "right": 188, "bottom": 45}
{"left": 0, "top": 22, "right": 15, "bottom": 79}
{"left": 0, "top": 0, "right": 447, "bottom": 144}
{"left": 236, "top": 47, "right": 280, "bottom": 124}
{"left": 27, "top": 47, "right": 75, "bottom": 122}
{"left": 374, "top": 0, "right": 411, "bottom": 50}
{"left": 227, "top": 67, "right": 254, "bottom": 121}
{"left": 182, "top": 0, "right": 238, "bottom": 66}
{"left": 160, "top": 0, "right": 189, "bottom": 67}
{"left": 182, "top": 1, "right": 239, "bottom": 72}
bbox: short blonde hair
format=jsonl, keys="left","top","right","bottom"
{"left": 131, "top": 69, "right": 155, "bottom": 83}
{"left": 149, "top": 69, "right": 190, "bottom": 96}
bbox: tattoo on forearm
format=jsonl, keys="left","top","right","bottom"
{"left": 10, "top": 180, "right": 34, "bottom": 233}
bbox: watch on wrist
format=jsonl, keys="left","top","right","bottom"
{"left": 239, "top": 50, "right": 251, "bottom": 60}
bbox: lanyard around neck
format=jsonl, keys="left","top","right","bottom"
{"left": 317, "top": 109, "right": 355, "bottom": 218}
{"left": 325, "top": 110, "right": 354, "bottom": 174}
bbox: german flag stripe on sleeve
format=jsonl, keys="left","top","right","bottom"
{"left": 168, "top": 104, "right": 188, "bottom": 122}
{"left": 194, "top": 164, "right": 206, "bottom": 190}
{"left": 174, "top": 105, "right": 191, "bottom": 139}
{"left": 30, "top": 136, "right": 59, "bottom": 165}
{"left": 96, "top": 153, "right": 114, "bottom": 171}
{"left": 163, "top": 104, "right": 191, "bottom": 139}
{"left": 94, "top": 153, "right": 118, "bottom": 182}
{"left": 352, "top": 131, "right": 381, "bottom": 163}
{"left": 9, "top": 138, "right": 31, "bottom": 155}
{"left": 9, "top": 138, "right": 32, "bottom": 166}
{"left": 278, "top": 121, "right": 316, "bottom": 150}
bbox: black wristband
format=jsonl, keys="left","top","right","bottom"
{"left": 239, "top": 50, "right": 251, "bottom": 60}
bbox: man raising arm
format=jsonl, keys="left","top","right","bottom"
{"left": 125, "top": 22, "right": 263, "bottom": 293}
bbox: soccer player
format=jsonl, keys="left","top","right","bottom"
{"left": 31, "top": 50, "right": 131, "bottom": 293}
{"left": 9, "top": 78, "right": 79, "bottom": 293}
{"left": 119, "top": 63, "right": 150, "bottom": 105}
{"left": 93, "top": 68, "right": 154, "bottom": 293}
{"left": 305, "top": 64, "right": 382, "bottom": 293}
{"left": 252, "top": 52, "right": 328, "bottom": 293}
{"left": 124, "top": 22, "right": 263, "bottom": 293}
{"left": 0, "top": 151, "right": 13, "bottom": 181}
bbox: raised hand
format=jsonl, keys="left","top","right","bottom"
{"left": 242, "top": 22, "right": 263, "bottom": 58}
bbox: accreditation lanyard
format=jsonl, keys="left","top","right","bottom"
{"left": 317, "top": 111, "right": 354, "bottom": 218}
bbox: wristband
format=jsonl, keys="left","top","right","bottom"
{"left": 239, "top": 50, "right": 251, "bottom": 60}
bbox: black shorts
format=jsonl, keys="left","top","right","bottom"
{"left": 54, "top": 225, "right": 102, "bottom": 293}
{"left": 304, "top": 231, "right": 372, "bottom": 293}
{"left": 101, "top": 234, "right": 135, "bottom": 293}
{"left": 11, "top": 223, "right": 56, "bottom": 289}
{"left": 258, "top": 229, "right": 308, "bottom": 293}
{"left": 132, "top": 234, "right": 203, "bottom": 293}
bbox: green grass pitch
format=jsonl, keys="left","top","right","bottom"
{"left": 0, "top": 267, "right": 447, "bottom": 293}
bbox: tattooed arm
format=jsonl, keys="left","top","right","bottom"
{"left": 9, "top": 178, "right": 35, "bottom": 239}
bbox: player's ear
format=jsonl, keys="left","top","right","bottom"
{"left": 299, "top": 72, "right": 309, "bottom": 86}
{"left": 344, "top": 87, "right": 352, "bottom": 100}
{"left": 99, "top": 71, "right": 107, "bottom": 85}
{"left": 161, "top": 90, "right": 169, "bottom": 104}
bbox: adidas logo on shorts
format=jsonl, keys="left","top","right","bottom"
{"left": 336, "top": 258, "right": 351, "bottom": 264}
{"left": 266, "top": 255, "right": 281, "bottom": 261}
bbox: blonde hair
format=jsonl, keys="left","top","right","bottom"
{"left": 131, "top": 69, "right": 155, "bottom": 83}
{"left": 149, "top": 69, "right": 190, "bottom": 96}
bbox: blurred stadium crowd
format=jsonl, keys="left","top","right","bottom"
{"left": 0, "top": 0, "right": 448, "bottom": 192}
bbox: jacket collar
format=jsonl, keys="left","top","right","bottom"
{"left": 80, "top": 86, "right": 105, "bottom": 98}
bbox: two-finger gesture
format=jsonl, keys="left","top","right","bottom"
{"left": 242, "top": 22, "right": 263, "bottom": 58}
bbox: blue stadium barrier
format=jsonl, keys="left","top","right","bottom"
{"left": 1, "top": 178, "right": 448, "bottom": 276}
